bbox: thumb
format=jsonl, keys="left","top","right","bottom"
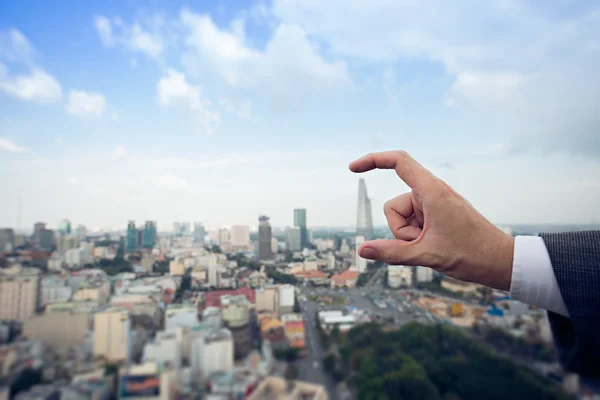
{"left": 359, "top": 239, "right": 424, "bottom": 266}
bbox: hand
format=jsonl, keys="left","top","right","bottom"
{"left": 349, "top": 151, "right": 515, "bottom": 291}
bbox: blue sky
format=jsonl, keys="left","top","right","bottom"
{"left": 1, "top": 0, "right": 599, "bottom": 232}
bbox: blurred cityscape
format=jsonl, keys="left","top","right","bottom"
{"left": 0, "top": 179, "right": 597, "bottom": 400}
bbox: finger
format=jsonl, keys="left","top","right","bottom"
{"left": 384, "top": 194, "right": 421, "bottom": 240}
{"left": 349, "top": 150, "right": 432, "bottom": 189}
{"left": 359, "top": 239, "right": 423, "bottom": 266}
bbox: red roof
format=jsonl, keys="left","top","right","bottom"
{"left": 331, "top": 270, "right": 359, "bottom": 282}
{"left": 284, "top": 321, "right": 305, "bottom": 329}
{"left": 204, "top": 287, "right": 256, "bottom": 307}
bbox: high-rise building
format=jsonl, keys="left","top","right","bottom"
{"left": 285, "top": 227, "right": 301, "bottom": 251}
{"left": 293, "top": 209, "right": 308, "bottom": 249}
{"left": 75, "top": 224, "right": 87, "bottom": 240}
{"left": 218, "top": 228, "right": 230, "bottom": 246}
{"left": 387, "top": 265, "right": 413, "bottom": 288}
{"left": 207, "top": 254, "right": 218, "bottom": 287}
{"left": 93, "top": 308, "right": 131, "bottom": 363}
{"left": 0, "top": 268, "right": 40, "bottom": 321}
{"left": 39, "top": 229, "right": 55, "bottom": 251}
{"left": 33, "top": 222, "right": 46, "bottom": 246}
{"left": 126, "top": 221, "right": 137, "bottom": 253}
{"left": 230, "top": 225, "right": 250, "bottom": 249}
{"left": 258, "top": 216, "right": 272, "bottom": 260}
{"left": 173, "top": 222, "right": 181, "bottom": 235}
{"left": 58, "top": 219, "right": 72, "bottom": 236}
{"left": 181, "top": 222, "right": 190, "bottom": 235}
{"left": 136, "top": 229, "right": 144, "bottom": 250}
{"left": 190, "top": 328, "right": 233, "bottom": 378}
{"left": 193, "top": 223, "right": 205, "bottom": 245}
{"left": 355, "top": 235, "right": 368, "bottom": 273}
{"left": 0, "top": 228, "right": 15, "bottom": 252}
{"left": 23, "top": 311, "right": 88, "bottom": 348}
{"left": 271, "top": 237, "right": 278, "bottom": 254}
{"left": 143, "top": 221, "right": 157, "bottom": 249}
{"left": 57, "top": 235, "right": 79, "bottom": 255}
{"left": 357, "top": 178, "right": 374, "bottom": 240}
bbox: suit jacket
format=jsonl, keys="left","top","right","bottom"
{"left": 539, "top": 231, "right": 600, "bottom": 378}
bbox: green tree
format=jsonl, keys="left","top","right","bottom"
{"left": 331, "top": 326, "right": 341, "bottom": 343}
{"left": 323, "top": 353, "right": 337, "bottom": 373}
{"left": 10, "top": 369, "right": 42, "bottom": 397}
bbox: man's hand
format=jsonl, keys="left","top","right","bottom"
{"left": 349, "top": 151, "right": 514, "bottom": 291}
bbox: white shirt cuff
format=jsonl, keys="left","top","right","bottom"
{"left": 510, "top": 235, "right": 569, "bottom": 317}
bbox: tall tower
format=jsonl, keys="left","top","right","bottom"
{"left": 356, "top": 178, "right": 374, "bottom": 240}
{"left": 126, "top": 221, "right": 137, "bottom": 253}
{"left": 258, "top": 216, "right": 272, "bottom": 260}
{"left": 143, "top": 221, "right": 157, "bottom": 249}
{"left": 293, "top": 209, "right": 308, "bottom": 249}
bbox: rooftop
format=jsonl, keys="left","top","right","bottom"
{"left": 204, "top": 288, "right": 255, "bottom": 307}
{"left": 331, "top": 270, "right": 359, "bottom": 282}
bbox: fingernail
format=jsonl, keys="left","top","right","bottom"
{"left": 360, "top": 246, "right": 378, "bottom": 259}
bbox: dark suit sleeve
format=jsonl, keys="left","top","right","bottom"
{"left": 539, "top": 231, "right": 600, "bottom": 378}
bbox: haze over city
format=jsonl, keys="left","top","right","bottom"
{"left": 1, "top": 0, "right": 600, "bottom": 231}
{"left": 2, "top": 2, "right": 600, "bottom": 399}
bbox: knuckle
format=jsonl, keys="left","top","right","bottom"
{"left": 396, "top": 150, "right": 409, "bottom": 160}
{"left": 383, "top": 200, "right": 393, "bottom": 212}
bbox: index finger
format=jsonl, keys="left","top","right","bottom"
{"left": 349, "top": 151, "right": 431, "bottom": 189}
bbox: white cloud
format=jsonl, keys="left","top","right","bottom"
{"left": 65, "top": 90, "right": 107, "bottom": 119}
{"left": 0, "top": 29, "right": 36, "bottom": 64}
{"left": 271, "top": 0, "right": 600, "bottom": 158}
{"left": 180, "top": 10, "right": 351, "bottom": 102}
{"left": 237, "top": 100, "right": 252, "bottom": 120}
{"left": 94, "top": 16, "right": 114, "bottom": 46}
{"left": 0, "top": 137, "right": 27, "bottom": 153}
{"left": 94, "top": 15, "right": 163, "bottom": 58}
{"left": 156, "top": 68, "right": 220, "bottom": 134}
{"left": 0, "top": 64, "right": 62, "bottom": 103}
{"left": 112, "top": 146, "right": 127, "bottom": 157}
{"left": 54, "top": 135, "right": 63, "bottom": 143}
{"left": 66, "top": 177, "right": 81, "bottom": 185}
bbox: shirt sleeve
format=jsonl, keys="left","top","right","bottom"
{"left": 509, "top": 235, "right": 569, "bottom": 317}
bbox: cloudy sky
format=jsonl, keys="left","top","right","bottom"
{"left": 1, "top": 0, "right": 599, "bottom": 232}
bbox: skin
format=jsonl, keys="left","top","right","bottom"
{"left": 349, "top": 150, "right": 515, "bottom": 291}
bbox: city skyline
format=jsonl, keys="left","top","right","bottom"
{"left": 2, "top": 1, "right": 600, "bottom": 230}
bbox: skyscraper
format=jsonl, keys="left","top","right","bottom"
{"left": 258, "top": 216, "right": 272, "bottom": 260}
{"left": 33, "top": 222, "right": 46, "bottom": 246}
{"left": 193, "top": 223, "right": 205, "bottom": 245}
{"left": 75, "top": 224, "right": 87, "bottom": 240}
{"left": 143, "top": 221, "right": 157, "bottom": 249}
{"left": 39, "top": 229, "right": 55, "bottom": 251}
{"left": 58, "top": 219, "right": 72, "bottom": 235}
{"left": 285, "top": 227, "right": 301, "bottom": 251}
{"left": 0, "top": 228, "right": 15, "bottom": 252}
{"left": 126, "top": 221, "right": 137, "bottom": 253}
{"left": 231, "top": 225, "right": 250, "bottom": 249}
{"left": 355, "top": 235, "right": 368, "bottom": 273}
{"left": 356, "top": 178, "right": 374, "bottom": 240}
{"left": 293, "top": 209, "right": 308, "bottom": 249}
